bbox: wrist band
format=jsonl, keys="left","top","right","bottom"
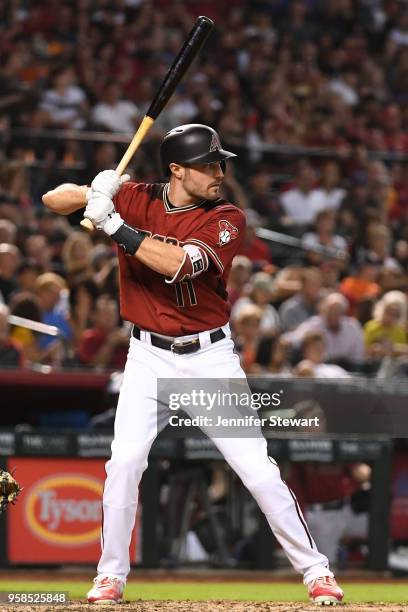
{"left": 110, "top": 223, "right": 146, "bottom": 256}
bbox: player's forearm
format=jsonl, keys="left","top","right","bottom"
{"left": 86, "top": 202, "right": 185, "bottom": 276}
{"left": 42, "top": 184, "right": 89, "bottom": 215}
{"left": 134, "top": 237, "right": 186, "bottom": 277}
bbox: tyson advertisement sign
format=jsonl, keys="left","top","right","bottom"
{"left": 25, "top": 473, "right": 102, "bottom": 547}
{"left": 8, "top": 458, "right": 138, "bottom": 563}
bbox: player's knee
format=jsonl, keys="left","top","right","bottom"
{"left": 226, "top": 452, "right": 281, "bottom": 490}
{"left": 108, "top": 447, "right": 149, "bottom": 476}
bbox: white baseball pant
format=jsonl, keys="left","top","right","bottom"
{"left": 97, "top": 324, "right": 333, "bottom": 585}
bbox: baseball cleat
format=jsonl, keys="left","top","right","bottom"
{"left": 87, "top": 575, "right": 124, "bottom": 604}
{"left": 308, "top": 576, "right": 344, "bottom": 606}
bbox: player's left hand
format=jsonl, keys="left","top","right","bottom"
{"left": 84, "top": 191, "right": 115, "bottom": 230}
{"left": 91, "top": 170, "right": 130, "bottom": 199}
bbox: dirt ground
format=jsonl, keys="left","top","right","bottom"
{"left": 4, "top": 602, "right": 407, "bottom": 612}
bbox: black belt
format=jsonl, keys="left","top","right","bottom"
{"left": 132, "top": 326, "right": 225, "bottom": 354}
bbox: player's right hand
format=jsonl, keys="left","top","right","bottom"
{"left": 84, "top": 191, "right": 115, "bottom": 230}
{"left": 91, "top": 170, "right": 130, "bottom": 199}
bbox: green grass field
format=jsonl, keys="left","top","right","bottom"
{"left": 0, "top": 581, "right": 407, "bottom": 603}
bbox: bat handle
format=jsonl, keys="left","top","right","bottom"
{"left": 80, "top": 116, "right": 155, "bottom": 231}
{"left": 80, "top": 218, "right": 94, "bottom": 230}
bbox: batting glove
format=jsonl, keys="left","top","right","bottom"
{"left": 84, "top": 191, "right": 115, "bottom": 230}
{"left": 91, "top": 170, "right": 130, "bottom": 199}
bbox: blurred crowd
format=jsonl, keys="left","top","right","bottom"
{"left": 1, "top": 0, "right": 408, "bottom": 376}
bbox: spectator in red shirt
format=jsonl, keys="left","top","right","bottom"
{"left": 77, "top": 294, "right": 129, "bottom": 370}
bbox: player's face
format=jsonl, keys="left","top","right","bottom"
{"left": 182, "top": 162, "right": 224, "bottom": 201}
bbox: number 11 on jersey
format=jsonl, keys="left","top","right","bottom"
{"left": 174, "top": 280, "right": 197, "bottom": 307}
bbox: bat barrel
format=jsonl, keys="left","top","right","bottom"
{"left": 147, "top": 16, "right": 214, "bottom": 120}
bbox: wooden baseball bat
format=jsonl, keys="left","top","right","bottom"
{"left": 80, "top": 15, "right": 214, "bottom": 230}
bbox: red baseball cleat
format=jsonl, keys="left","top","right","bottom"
{"left": 308, "top": 576, "right": 344, "bottom": 606}
{"left": 87, "top": 575, "right": 124, "bottom": 604}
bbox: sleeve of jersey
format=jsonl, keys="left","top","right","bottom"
{"left": 184, "top": 207, "right": 246, "bottom": 275}
{"left": 112, "top": 181, "right": 148, "bottom": 223}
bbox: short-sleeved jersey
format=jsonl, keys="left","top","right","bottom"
{"left": 113, "top": 182, "right": 246, "bottom": 336}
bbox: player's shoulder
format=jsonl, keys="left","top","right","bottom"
{"left": 118, "top": 181, "right": 166, "bottom": 204}
{"left": 203, "top": 198, "right": 246, "bottom": 225}
{"left": 121, "top": 181, "right": 164, "bottom": 195}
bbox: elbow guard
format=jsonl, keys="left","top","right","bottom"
{"left": 165, "top": 244, "right": 209, "bottom": 284}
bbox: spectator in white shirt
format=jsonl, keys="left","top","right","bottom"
{"left": 314, "top": 161, "right": 347, "bottom": 211}
{"left": 91, "top": 84, "right": 139, "bottom": 133}
{"left": 297, "top": 330, "right": 352, "bottom": 379}
{"left": 283, "top": 293, "right": 365, "bottom": 362}
{"left": 328, "top": 71, "right": 359, "bottom": 107}
{"left": 40, "top": 67, "right": 88, "bottom": 129}
{"left": 280, "top": 161, "right": 327, "bottom": 226}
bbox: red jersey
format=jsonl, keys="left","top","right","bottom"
{"left": 113, "top": 182, "right": 246, "bottom": 335}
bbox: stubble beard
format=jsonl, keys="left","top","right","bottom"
{"left": 184, "top": 179, "right": 219, "bottom": 202}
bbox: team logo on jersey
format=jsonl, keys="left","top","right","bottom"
{"left": 218, "top": 220, "right": 239, "bottom": 246}
{"left": 210, "top": 133, "right": 221, "bottom": 152}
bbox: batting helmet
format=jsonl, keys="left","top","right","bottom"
{"left": 160, "top": 124, "right": 237, "bottom": 175}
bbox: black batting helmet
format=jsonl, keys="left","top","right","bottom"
{"left": 160, "top": 124, "right": 237, "bottom": 175}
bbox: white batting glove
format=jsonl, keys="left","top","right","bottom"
{"left": 84, "top": 191, "right": 115, "bottom": 230}
{"left": 91, "top": 170, "right": 130, "bottom": 199}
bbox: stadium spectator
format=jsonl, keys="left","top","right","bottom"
{"left": 68, "top": 277, "right": 100, "bottom": 347}
{"left": 8, "top": 291, "right": 59, "bottom": 365}
{"left": 77, "top": 294, "right": 129, "bottom": 370}
{"left": 247, "top": 168, "right": 280, "bottom": 218}
{"left": 302, "top": 209, "right": 348, "bottom": 266}
{"left": 280, "top": 161, "right": 327, "bottom": 227}
{"left": 283, "top": 293, "right": 365, "bottom": 364}
{"left": 34, "top": 272, "right": 72, "bottom": 351}
{"left": 91, "top": 84, "right": 139, "bottom": 133}
{"left": 15, "top": 261, "right": 41, "bottom": 294}
{"left": 233, "top": 303, "right": 263, "bottom": 374}
{"left": 23, "top": 235, "right": 53, "bottom": 273}
{"left": 227, "top": 255, "right": 252, "bottom": 309}
{"left": 0, "top": 243, "right": 21, "bottom": 303}
{"left": 339, "top": 256, "right": 381, "bottom": 316}
{"left": 61, "top": 231, "right": 94, "bottom": 285}
{"left": 279, "top": 267, "right": 323, "bottom": 332}
{"left": 313, "top": 161, "right": 347, "bottom": 211}
{"left": 364, "top": 290, "right": 408, "bottom": 359}
{"left": 298, "top": 331, "right": 351, "bottom": 379}
{"left": 0, "top": 219, "right": 17, "bottom": 244}
{"left": 231, "top": 272, "right": 279, "bottom": 336}
{"left": 363, "top": 223, "right": 402, "bottom": 274}
{"left": 40, "top": 67, "right": 88, "bottom": 129}
{"left": 0, "top": 303, "right": 23, "bottom": 368}
{"left": 255, "top": 335, "right": 292, "bottom": 377}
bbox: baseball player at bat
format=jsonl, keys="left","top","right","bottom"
{"left": 42, "top": 124, "right": 343, "bottom": 606}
